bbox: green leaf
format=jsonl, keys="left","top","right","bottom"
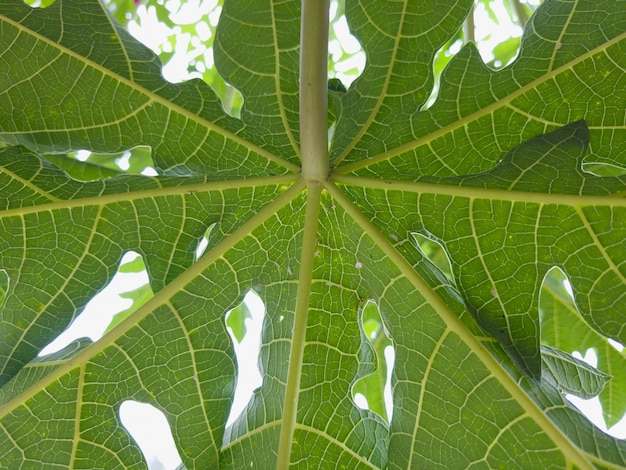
{"left": 105, "top": 282, "right": 154, "bottom": 333}
{"left": 541, "top": 344, "right": 612, "bottom": 399}
{"left": 214, "top": 0, "right": 302, "bottom": 160}
{"left": 0, "top": 0, "right": 625, "bottom": 468}
{"left": 541, "top": 268, "right": 626, "bottom": 427}
{"left": 0, "top": 0, "right": 294, "bottom": 177}
{"left": 489, "top": 35, "right": 522, "bottom": 67}
{"left": 44, "top": 146, "right": 154, "bottom": 181}
{"left": 339, "top": 120, "right": 626, "bottom": 378}
{"left": 118, "top": 253, "right": 150, "bottom": 274}
{"left": 106, "top": 254, "right": 154, "bottom": 332}
{"left": 225, "top": 300, "right": 252, "bottom": 344}
{"left": 352, "top": 300, "right": 392, "bottom": 422}
{"left": 43, "top": 153, "right": 126, "bottom": 180}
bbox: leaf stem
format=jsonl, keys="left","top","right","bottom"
{"left": 510, "top": 0, "right": 529, "bottom": 28}
{"left": 464, "top": 4, "right": 475, "bottom": 44}
{"left": 299, "top": 0, "right": 330, "bottom": 182}
{"left": 277, "top": 3, "right": 329, "bottom": 462}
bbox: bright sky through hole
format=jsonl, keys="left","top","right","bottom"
{"left": 39, "top": 251, "right": 149, "bottom": 356}
{"left": 36, "top": 1, "right": 626, "bottom": 468}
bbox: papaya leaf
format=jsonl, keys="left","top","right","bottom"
{"left": 542, "top": 344, "right": 612, "bottom": 400}
{"left": 0, "top": 0, "right": 625, "bottom": 468}
{"left": 541, "top": 267, "right": 626, "bottom": 428}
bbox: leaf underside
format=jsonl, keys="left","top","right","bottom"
{"left": 0, "top": 0, "right": 625, "bottom": 468}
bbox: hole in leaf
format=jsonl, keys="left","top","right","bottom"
{"left": 194, "top": 222, "right": 219, "bottom": 261}
{"left": 328, "top": 0, "right": 366, "bottom": 88}
{"left": 352, "top": 300, "right": 394, "bottom": 423}
{"left": 424, "top": 1, "right": 527, "bottom": 109}
{"left": 540, "top": 267, "right": 626, "bottom": 437}
{"left": 81, "top": 146, "right": 156, "bottom": 176}
{"left": 119, "top": 400, "right": 183, "bottom": 470}
{"left": 383, "top": 343, "right": 395, "bottom": 420}
{"left": 539, "top": 267, "right": 577, "bottom": 331}
{"left": 127, "top": 0, "right": 244, "bottom": 117}
{"left": 487, "top": 36, "right": 521, "bottom": 69}
{"left": 353, "top": 392, "right": 368, "bottom": 410}
{"left": 225, "top": 290, "right": 265, "bottom": 426}
{"left": 582, "top": 162, "right": 626, "bottom": 177}
{"left": 566, "top": 393, "right": 626, "bottom": 440}
{"left": 573, "top": 348, "right": 599, "bottom": 368}
{"left": 411, "top": 233, "right": 454, "bottom": 283}
{"left": 39, "top": 251, "right": 152, "bottom": 356}
{"left": 23, "top": 0, "right": 56, "bottom": 7}
{"left": 216, "top": 84, "right": 244, "bottom": 118}
{"left": 608, "top": 338, "right": 624, "bottom": 352}
{"left": 102, "top": 0, "right": 140, "bottom": 23}
{"left": 471, "top": 1, "right": 523, "bottom": 68}
{"left": 423, "top": 36, "right": 464, "bottom": 110}
{"left": 45, "top": 146, "right": 157, "bottom": 181}
{"left": 0, "top": 269, "right": 8, "bottom": 309}
{"left": 565, "top": 348, "right": 626, "bottom": 439}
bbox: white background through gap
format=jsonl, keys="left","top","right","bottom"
{"left": 34, "top": 1, "right": 626, "bottom": 468}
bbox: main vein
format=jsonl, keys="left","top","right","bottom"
{"left": 276, "top": 182, "right": 322, "bottom": 468}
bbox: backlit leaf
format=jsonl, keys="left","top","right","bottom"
{"left": 0, "top": 0, "right": 624, "bottom": 468}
